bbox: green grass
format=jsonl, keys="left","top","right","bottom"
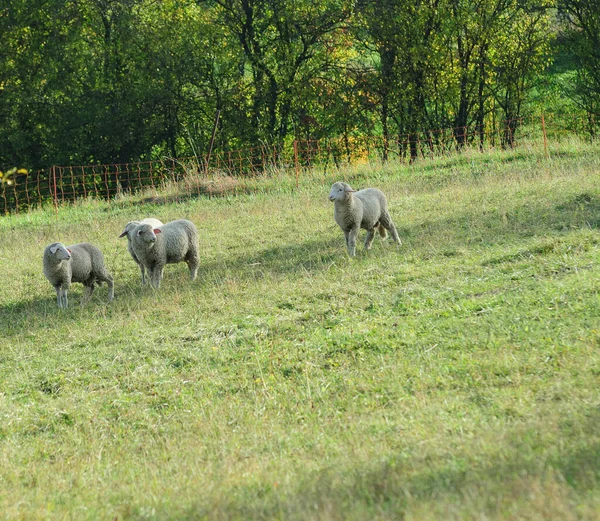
{"left": 2, "top": 140, "right": 600, "bottom": 520}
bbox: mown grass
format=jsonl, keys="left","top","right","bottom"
{"left": 1, "top": 140, "right": 600, "bottom": 520}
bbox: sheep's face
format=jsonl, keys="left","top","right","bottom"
{"left": 329, "top": 182, "right": 354, "bottom": 202}
{"left": 48, "top": 243, "right": 71, "bottom": 261}
{"left": 118, "top": 221, "right": 140, "bottom": 239}
{"left": 136, "top": 225, "right": 158, "bottom": 245}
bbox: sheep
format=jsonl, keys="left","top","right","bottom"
{"left": 43, "top": 242, "right": 114, "bottom": 308}
{"left": 118, "top": 218, "right": 164, "bottom": 285}
{"left": 329, "top": 181, "right": 401, "bottom": 257}
{"left": 130, "top": 219, "right": 199, "bottom": 288}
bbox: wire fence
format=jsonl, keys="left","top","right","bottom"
{"left": 1, "top": 112, "right": 597, "bottom": 215}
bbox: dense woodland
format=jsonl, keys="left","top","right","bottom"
{"left": 1, "top": 0, "right": 599, "bottom": 171}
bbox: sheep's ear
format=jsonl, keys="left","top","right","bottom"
{"left": 49, "top": 245, "right": 59, "bottom": 254}
{"left": 67, "top": 249, "right": 72, "bottom": 253}
{"left": 345, "top": 188, "right": 356, "bottom": 193}
{"left": 118, "top": 230, "right": 128, "bottom": 238}
{"left": 154, "top": 229, "right": 162, "bottom": 234}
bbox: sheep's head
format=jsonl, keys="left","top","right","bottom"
{"left": 46, "top": 242, "right": 71, "bottom": 262}
{"left": 118, "top": 221, "right": 141, "bottom": 239}
{"left": 329, "top": 182, "right": 355, "bottom": 202}
{"left": 134, "top": 224, "right": 161, "bottom": 245}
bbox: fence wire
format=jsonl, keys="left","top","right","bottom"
{"left": 1, "top": 113, "right": 596, "bottom": 215}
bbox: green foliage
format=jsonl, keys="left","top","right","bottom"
{"left": 0, "top": 167, "right": 27, "bottom": 185}
{"left": 355, "top": 0, "right": 555, "bottom": 154}
{"left": 0, "top": 0, "right": 589, "bottom": 172}
{"left": 558, "top": 0, "right": 600, "bottom": 118}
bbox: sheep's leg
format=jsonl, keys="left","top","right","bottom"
{"left": 107, "top": 277, "right": 114, "bottom": 302}
{"left": 346, "top": 227, "right": 359, "bottom": 257}
{"left": 380, "top": 213, "right": 402, "bottom": 246}
{"left": 188, "top": 257, "right": 199, "bottom": 281}
{"left": 97, "top": 273, "right": 115, "bottom": 302}
{"left": 56, "top": 284, "right": 69, "bottom": 308}
{"left": 81, "top": 285, "right": 94, "bottom": 306}
{"left": 55, "top": 286, "right": 64, "bottom": 308}
{"left": 149, "top": 267, "right": 162, "bottom": 289}
{"left": 364, "top": 228, "right": 376, "bottom": 250}
{"left": 387, "top": 223, "right": 402, "bottom": 246}
{"left": 139, "top": 262, "right": 146, "bottom": 285}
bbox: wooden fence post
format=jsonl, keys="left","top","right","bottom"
{"left": 293, "top": 140, "right": 300, "bottom": 189}
{"left": 51, "top": 166, "right": 58, "bottom": 217}
{"left": 541, "top": 111, "right": 549, "bottom": 159}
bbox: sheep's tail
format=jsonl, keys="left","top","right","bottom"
{"left": 377, "top": 222, "right": 388, "bottom": 239}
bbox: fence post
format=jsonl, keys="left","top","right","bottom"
{"left": 293, "top": 140, "right": 300, "bottom": 189}
{"left": 205, "top": 109, "right": 220, "bottom": 177}
{"left": 1, "top": 181, "right": 6, "bottom": 215}
{"left": 104, "top": 165, "right": 111, "bottom": 205}
{"left": 541, "top": 111, "right": 549, "bottom": 159}
{"left": 81, "top": 166, "right": 87, "bottom": 198}
{"left": 51, "top": 165, "right": 58, "bottom": 216}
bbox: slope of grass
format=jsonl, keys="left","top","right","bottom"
{"left": 1, "top": 141, "right": 600, "bottom": 520}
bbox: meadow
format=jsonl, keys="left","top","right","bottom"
{"left": 1, "top": 140, "right": 600, "bottom": 520}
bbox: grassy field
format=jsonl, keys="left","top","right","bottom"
{"left": 1, "top": 140, "right": 600, "bottom": 520}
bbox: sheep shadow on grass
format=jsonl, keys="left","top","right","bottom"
{"left": 3, "top": 190, "right": 599, "bottom": 338}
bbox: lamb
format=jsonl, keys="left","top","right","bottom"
{"left": 329, "top": 181, "right": 401, "bottom": 257}
{"left": 43, "top": 242, "right": 114, "bottom": 308}
{"left": 118, "top": 218, "right": 164, "bottom": 285}
{"left": 130, "top": 219, "right": 200, "bottom": 288}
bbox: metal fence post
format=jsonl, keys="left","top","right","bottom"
{"left": 541, "top": 111, "right": 549, "bottom": 159}
{"left": 293, "top": 140, "right": 300, "bottom": 189}
{"left": 51, "top": 166, "right": 58, "bottom": 216}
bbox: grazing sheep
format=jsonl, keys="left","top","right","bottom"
{"left": 130, "top": 219, "right": 199, "bottom": 288}
{"left": 43, "top": 242, "right": 114, "bottom": 308}
{"left": 329, "top": 181, "right": 401, "bottom": 257}
{"left": 118, "top": 218, "right": 164, "bottom": 285}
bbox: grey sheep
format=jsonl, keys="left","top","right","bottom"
{"left": 118, "top": 218, "right": 164, "bottom": 285}
{"left": 130, "top": 219, "right": 200, "bottom": 288}
{"left": 329, "top": 181, "right": 401, "bottom": 257}
{"left": 43, "top": 242, "right": 114, "bottom": 308}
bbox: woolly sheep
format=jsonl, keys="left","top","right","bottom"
{"left": 43, "top": 242, "right": 114, "bottom": 308}
{"left": 130, "top": 219, "right": 199, "bottom": 289}
{"left": 118, "top": 218, "right": 164, "bottom": 285}
{"left": 329, "top": 181, "right": 401, "bottom": 257}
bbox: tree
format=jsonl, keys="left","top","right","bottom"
{"left": 201, "top": 0, "right": 352, "bottom": 146}
{"left": 356, "top": 0, "right": 449, "bottom": 161}
{"left": 558, "top": 0, "right": 600, "bottom": 123}
{"left": 489, "top": 0, "right": 552, "bottom": 146}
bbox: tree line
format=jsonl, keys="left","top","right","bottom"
{"left": 1, "top": 0, "right": 598, "bottom": 171}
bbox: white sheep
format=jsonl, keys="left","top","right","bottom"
{"left": 118, "top": 218, "right": 164, "bottom": 285}
{"left": 329, "top": 181, "right": 401, "bottom": 256}
{"left": 43, "top": 242, "right": 114, "bottom": 308}
{"left": 130, "top": 219, "right": 199, "bottom": 288}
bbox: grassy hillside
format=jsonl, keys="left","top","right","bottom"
{"left": 1, "top": 140, "right": 600, "bottom": 520}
